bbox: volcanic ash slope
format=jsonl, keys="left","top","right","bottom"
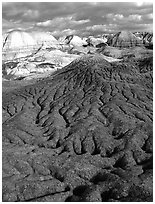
{"left": 2, "top": 54, "right": 153, "bottom": 202}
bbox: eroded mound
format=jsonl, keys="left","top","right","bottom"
{"left": 107, "top": 31, "right": 143, "bottom": 48}
{"left": 2, "top": 55, "right": 153, "bottom": 202}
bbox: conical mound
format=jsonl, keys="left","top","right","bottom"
{"left": 2, "top": 54, "right": 153, "bottom": 202}
{"left": 32, "top": 31, "right": 59, "bottom": 49}
{"left": 3, "top": 30, "right": 59, "bottom": 61}
{"left": 3, "top": 30, "right": 38, "bottom": 60}
{"left": 108, "top": 30, "right": 143, "bottom": 48}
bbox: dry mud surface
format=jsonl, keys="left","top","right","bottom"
{"left": 2, "top": 55, "right": 153, "bottom": 202}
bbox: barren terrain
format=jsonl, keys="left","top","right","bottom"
{"left": 2, "top": 55, "right": 153, "bottom": 202}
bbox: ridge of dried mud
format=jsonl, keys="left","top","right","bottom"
{"left": 2, "top": 55, "right": 153, "bottom": 202}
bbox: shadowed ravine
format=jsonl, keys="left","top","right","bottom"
{"left": 2, "top": 55, "right": 153, "bottom": 202}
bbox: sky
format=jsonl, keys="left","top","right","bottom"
{"left": 2, "top": 1, "right": 153, "bottom": 38}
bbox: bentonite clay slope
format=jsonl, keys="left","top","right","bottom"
{"left": 107, "top": 31, "right": 143, "bottom": 48}
{"left": 3, "top": 55, "right": 153, "bottom": 202}
{"left": 2, "top": 30, "right": 59, "bottom": 61}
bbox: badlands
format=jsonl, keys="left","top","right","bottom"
{"left": 2, "top": 29, "right": 153, "bottom": 202}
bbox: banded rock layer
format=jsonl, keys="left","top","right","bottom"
{"left": 2, "top": 30, "right": 59, "bottom": 61}
{"left": 107, "top": 31, "right": 143, "bottom": 48}
{"left": 2, "top": 55, "right": 153, "bottom": 202}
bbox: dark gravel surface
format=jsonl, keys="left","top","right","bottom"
{"left": 2, "top": 54, "right": 153, "bottom": 202}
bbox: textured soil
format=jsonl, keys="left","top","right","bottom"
{"left": 2, "top": 55, "right": 153, "bottom": 202}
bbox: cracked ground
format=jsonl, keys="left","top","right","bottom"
{"left": 2, "top": 55, "right": 153, "bottom": 202}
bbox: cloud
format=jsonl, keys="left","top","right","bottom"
{"left": 23, "top": 9, "right": 39, "bottom": 19}
{"left": 128, "top": 14, "right": 142, "bottom": 21}
{"left": 144, "top": 13, "right": 153, "bottom": 20}
{"left": 2, "top": 2, "right": 153, "bottom": 36}
{"left": 51, "top": 29, "right": 77, "bottom": 37}
{"left": 2, "top": 18, "right": 34, "bottom": 33}
{"left": 114, "top": 14, "right": 124, "bottom": 20}
{"left": 36, "top": 20, "right": 52, "bottom": 27}
{"left": 73, "top": 19, "right": 90, "bottom": 25}
{"left": 135, "top": 2, "right": 153, "bottom": 7}
{"left": 106, "top": 13, "right": 142, "bottom": 23}
{"left": 36, "top": 16, "right": 90, "bottom": 28}
{"left": 86, "top": 24, "right": 118, "bottom": 34}
{"left": 34, "top": 15, "right": 90, "bottom": 36}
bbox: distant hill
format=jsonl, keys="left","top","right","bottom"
{"left": 3, "top": 30, "right": 59, "bottom": 61}
{"left": 107, "top": 31, "right": 143, "bottom": 48}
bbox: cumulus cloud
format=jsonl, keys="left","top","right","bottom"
{"left": 36, "top": 20, "right": 52, "bottom": 27}
{"left": 2, "top": 18, "right": 34, "bottom": 34}
{"left": 86, "top": 24, "right": 118, "bottom": 33}
{"left": 73, "top": 19, "right": 90, "bottom": 25}
{"left": 2, "top": 2, "right": 153, "bottom": 37}
{"left": 114, "top": 14, "right": 124, "bottom": 20}
{"left": 51, "top": 29, "right": 77, "bottom": 37}
{"left": 106, "top": 13, "right": 142, "bottom": 23}
{"left": 86, "top": 25, "right": 105, "bottom": 31}
{"left": 128, "top": 14, "right": 142, "bottom": 21}
{"left": 36, "top": 16, "right": 90, "bottom": 28}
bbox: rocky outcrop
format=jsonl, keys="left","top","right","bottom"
{"left": 107, "top": 31, "right": 143, "bottom": 48}
{"left": 142, "top": 33, "right": 153, "bottom": 49}
{"left": 61, "top": 35, "right": 87, "bottom": 47}
{"left": 2, "top": 49, "right": 79, "bottom": 80}
{"left": 3, "top": 61, "right": 56, "bottom": 80}
{"left": 2, "top": 54, "right": 153, "bottom": 201}
{"left": 86, "top": 37, "right": 107, "bottom": 47}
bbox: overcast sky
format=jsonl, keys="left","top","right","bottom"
{"left": 2, "top": 2, "right": 153, "bottom": 37}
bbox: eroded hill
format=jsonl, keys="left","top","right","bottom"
{"left": 2, "top": 55, "right": 153, "bottom": 202}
